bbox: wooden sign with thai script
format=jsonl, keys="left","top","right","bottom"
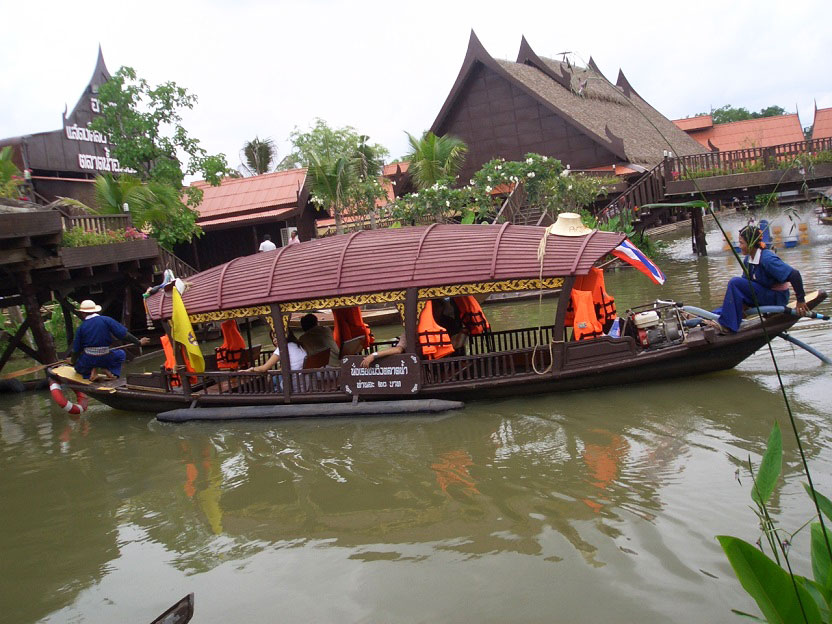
{"left": 340, "top": 354, "right": 421, "bottom": 396}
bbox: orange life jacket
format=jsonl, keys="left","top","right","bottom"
{"left": 565, "top": 267, "right": 617, "bottom": 332}
{"left": 417, "top": 301, "right": 455, "bottom": 360}
{"left": 570, "top": 290, "right": 604, "bottom": 341}
{"left": 453, "top": 295, "right": 491, "bottom": 336}
{"left": 162, "top": 335, "right": 196, "bottom": 387}
{"left": 215, "top": 319, "right": 247, "bottom": 370}
{"left": 332, "top": 306, "right": 374, "bottom": 349}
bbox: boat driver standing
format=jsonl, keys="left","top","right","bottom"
{"left": 71, "top": 299, "right": 150, "bottom": 381}
{"left": 712, "top": 225, "right": 808, "bottom": 332}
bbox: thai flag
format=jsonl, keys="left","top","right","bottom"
{"left": 612, "top": 239, "right": 666, "bottom": 285}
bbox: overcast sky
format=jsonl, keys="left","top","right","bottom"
{"left": 3, "top": 0, "right": 830, "bottom": 174}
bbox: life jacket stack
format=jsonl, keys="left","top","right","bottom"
{"left": 565, "top": 267, "right": 617, "bottom": 341}
{"left": 215, "top": 319, "right": 247, "bottom": 370}
{"left": 162, "top": 335, "right": 197, "bottom": 387}
{"left": 332, "top": 306, "right": 374, "bottom": 349}
{"left": 417, "top": 301, "right": 455, "bottom": 360}
{"left": 453, "top": 295, "right": 491, "bottom": 335}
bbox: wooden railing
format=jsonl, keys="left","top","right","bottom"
{"left": 597, "top": 161, "right": 665, "bottom": 226}
{"left": 467, "top": 325, "right": 555, "bottom": 355}
{"left": 154, "top": 246, "right": 198, "bottom": 278}
{"left": 421, "top": 347, "right": 552, "bottom": 388}
{"left": 668, "top": 137, "right": 832, "bottom": 180}
{"left": 63, "top": 213, "right": 131, "bottom": 233}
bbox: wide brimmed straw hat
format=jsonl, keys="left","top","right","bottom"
{"left": 550, "top": 212, "right": 593, "bottom": 237}
{"left": 78, "top": 299, "right": 102, "bottom": 313}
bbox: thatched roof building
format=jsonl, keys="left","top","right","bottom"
{"left": 430, "top": 32, "right": 705, "bottom": 184}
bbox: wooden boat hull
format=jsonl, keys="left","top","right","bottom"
{"left": 46, "top": 309, "right": 808, "bottom": 416}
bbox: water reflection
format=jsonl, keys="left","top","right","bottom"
{"left": 1, "top": 203, "right": 830, "bottom": 622}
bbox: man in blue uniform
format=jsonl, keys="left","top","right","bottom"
{"left": 713, "top": 225, "right": 808, "bottom": 332}
{"left": 72, "top": 299, "right": 150, "bottom": 380}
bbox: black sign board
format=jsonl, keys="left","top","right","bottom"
{"left": 340, "top": 354, "right": 421, "bottom": 396}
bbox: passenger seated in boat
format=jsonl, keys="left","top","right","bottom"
{"left": 243, "top": 331, "right": 306, "bottom": 389}
{"left": 360, "top": 336, "right": 406, "bottom": 367}
{"left": 712, "top": 225, "right": 808, "bottom": 332}
{"left": 432, "top": 298, "right": 468, "bottom": 354}
{"left": 297, "top": 313, "right": 339, "bottom": 366}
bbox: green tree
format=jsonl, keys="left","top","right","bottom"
{"left": 405, "top": 132, "right": 468, "bottom": 190}
{"left": 307, "top": 152, "right": 353, "bottom": 235}
{"left": 280, "top": 118, "right": 389, "bottom": 170}
{"left": 698, "top": 104, "right": 788, "bottom": 125}
{"left": 89, "top": 66, "right": 229, "bottom": 202}
{"left": 240, "top": 136, "right": 276, "bottom": 176}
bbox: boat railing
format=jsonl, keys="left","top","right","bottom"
{"left": 421, "top": 346, "right": 553, "bottom": 388}
{"left": 467, "top": 325, "right": 555, "bottom": 355}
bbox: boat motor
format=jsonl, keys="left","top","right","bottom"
{"left": 628, "top": 302, "right": 685, "bottom": 350}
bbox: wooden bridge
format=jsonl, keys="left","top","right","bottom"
{"left": 0, "top": 208, "right": 196, "bottom": 373}
{"left": 597, "top": 138, "right": 832, "bottom": 252}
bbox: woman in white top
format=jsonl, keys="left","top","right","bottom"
{"left": 244, "top": 331, "right": 307, "bottom": 390}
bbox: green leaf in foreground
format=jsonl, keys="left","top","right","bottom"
{"left": 795, "top": 576, "right": 831, "bottom": 623}
{"left": 718, "top": 535, "right": 821, "bottom": 623}
{"left": 752, "top": 423, "right": 782, "bottom": 506}
{"left": 810, "top": 522, "right": 832, "bottom": 590}
{"left": 804, "top": 483, "right": 832, "bottom": 524}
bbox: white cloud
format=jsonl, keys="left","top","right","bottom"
{"left": 2, "top": 0, "right": 830, "bottom": 170}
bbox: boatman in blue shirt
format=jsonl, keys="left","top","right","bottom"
{"left": 713, "top": 225, "right": 808, "bottom": 332}
{"left": 71, "top": 299, "right": 150, "bottom": 380}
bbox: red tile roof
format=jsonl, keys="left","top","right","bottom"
{"left": 147, "top": 224, "right": 626, "bottom": 320}
{"left": 812, "top": 107, "right": 832, "bottom": 141}
{"left": 672, "top": 115, "right": 713, "bottom": 132}
{"left": 674, "top": 115, "right": 805, "bottom": 151}
{"left": 382, "top": 162, "right": 410, "bottom": 176}
{"left": 190, "top": 169, "right": 308, "bottom": 227}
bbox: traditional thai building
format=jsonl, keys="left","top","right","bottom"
{"left": 0, "top": 47, "right": 121, "bottom": 206}
{"left": 430, "top": 32, "right": 705, "bottom": 185}
{"left": 174, "top": 169, "right": 323, "bottom": 270}
{"left": 811, "top": 105, "right": 832, "bottom": 141}
{"left": 673, "top": 113, "right": 806, "bottom": 151}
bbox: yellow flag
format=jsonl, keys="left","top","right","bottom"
{"left": 170, "top": 287, "right": 205, "bottom": 373}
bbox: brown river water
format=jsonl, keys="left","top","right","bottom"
{"left": 2, "top": 206, "right": 831, "bottom": 623}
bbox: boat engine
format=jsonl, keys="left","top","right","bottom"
{"left": 630, "top": 303, "right": 685, "bottom": 350}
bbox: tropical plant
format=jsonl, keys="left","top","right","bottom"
{"left": 0, "top": 146, "right": 26, "bottom": 200}
{"left": 696, "top": 104, "right": 788, "bottom": 125}
{"left": 405, "top": 132, "right": 468, "bottom": 190}
{"left": 89, "top": 173, "right": 201, "bottom": 249}
{"left": 240, "top": 136, "right": 276, "bottom": 176}
{"left": 307, "top": 152, "right": 354, "bottom": 235}
{"left": 719, "top": 422, "right": 832, "bottom": 623}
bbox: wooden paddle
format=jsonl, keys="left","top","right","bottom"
{"left": 0, "top": 359, "right": 69, "bottom": 380}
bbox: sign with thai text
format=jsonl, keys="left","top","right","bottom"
{"left": 340, "top": 354, "right": 421, "bottom": 396}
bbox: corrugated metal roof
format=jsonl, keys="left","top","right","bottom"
{"left": 678, "top": 115, "right": 805, "bottom": 151}
{"left": 673, "top": 115, "right": 713, "bottom": 132}
{"left": 812, "top": 107, "right": 832, "bottom": 141}
{"left": 191, "top": 169, "right": 308, "bottom": 223}
{"left": 148, "top": 224, "right": 625, "bottom": 319}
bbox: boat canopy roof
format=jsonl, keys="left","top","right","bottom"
{"left": 147, "top": 223, "right": 626, "bottom": 321}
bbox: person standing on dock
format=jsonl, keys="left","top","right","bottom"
{"left": 713, "top": 225, "right": 808, "bottom": 332}
{"left": 71, "top": 300, "right": 150, "bottom": 381}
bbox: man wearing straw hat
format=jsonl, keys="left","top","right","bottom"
{"left": 71, "top": 299, "right": 150, "bottom": 381}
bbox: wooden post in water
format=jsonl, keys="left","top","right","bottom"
{"left": 18, "top": 276, "right": 57, "bottom": 364}
{"left": 691, "top": 205, "right": 708, "bottom": 257}
{"left": 404, "top": 288, "right": 418, "bottom": 355}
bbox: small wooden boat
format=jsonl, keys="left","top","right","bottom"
{"left": 47, "top": 221, "right": 827, "bottom": 417}
{"left": 149, "top": 593, "right": 193, "bottom": 624}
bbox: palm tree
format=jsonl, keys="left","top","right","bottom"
{"left": 240, "top": 136, "right": 276, "bottom": 176}
{"left": 405, "top": 132, "right": 468, "bottom": 190}
{"left": 307, "top": 152, "right": 354, "bottom": 235}
{"left": 352, "top": 135, "right": 383, "bottom": 229}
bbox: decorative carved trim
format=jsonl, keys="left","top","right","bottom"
{"left": 417, "top": 278, "right": 564, "bottom": 300}
{"left": 188, "top": 305, "right": 271, "bottom": 324}
{"left": 279, "top": 290, "right": 406, "bottom": 313}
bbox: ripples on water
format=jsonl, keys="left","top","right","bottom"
{"left": 1, "top": 205, "right": 830, "bottom": 623}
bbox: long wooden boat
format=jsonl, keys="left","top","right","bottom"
{"left": 47, "top": 222, "right": 827, "bottom": 416}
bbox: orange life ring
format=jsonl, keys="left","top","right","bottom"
{"left": 49, "top": 382, "right": 89, "bottom": 415}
